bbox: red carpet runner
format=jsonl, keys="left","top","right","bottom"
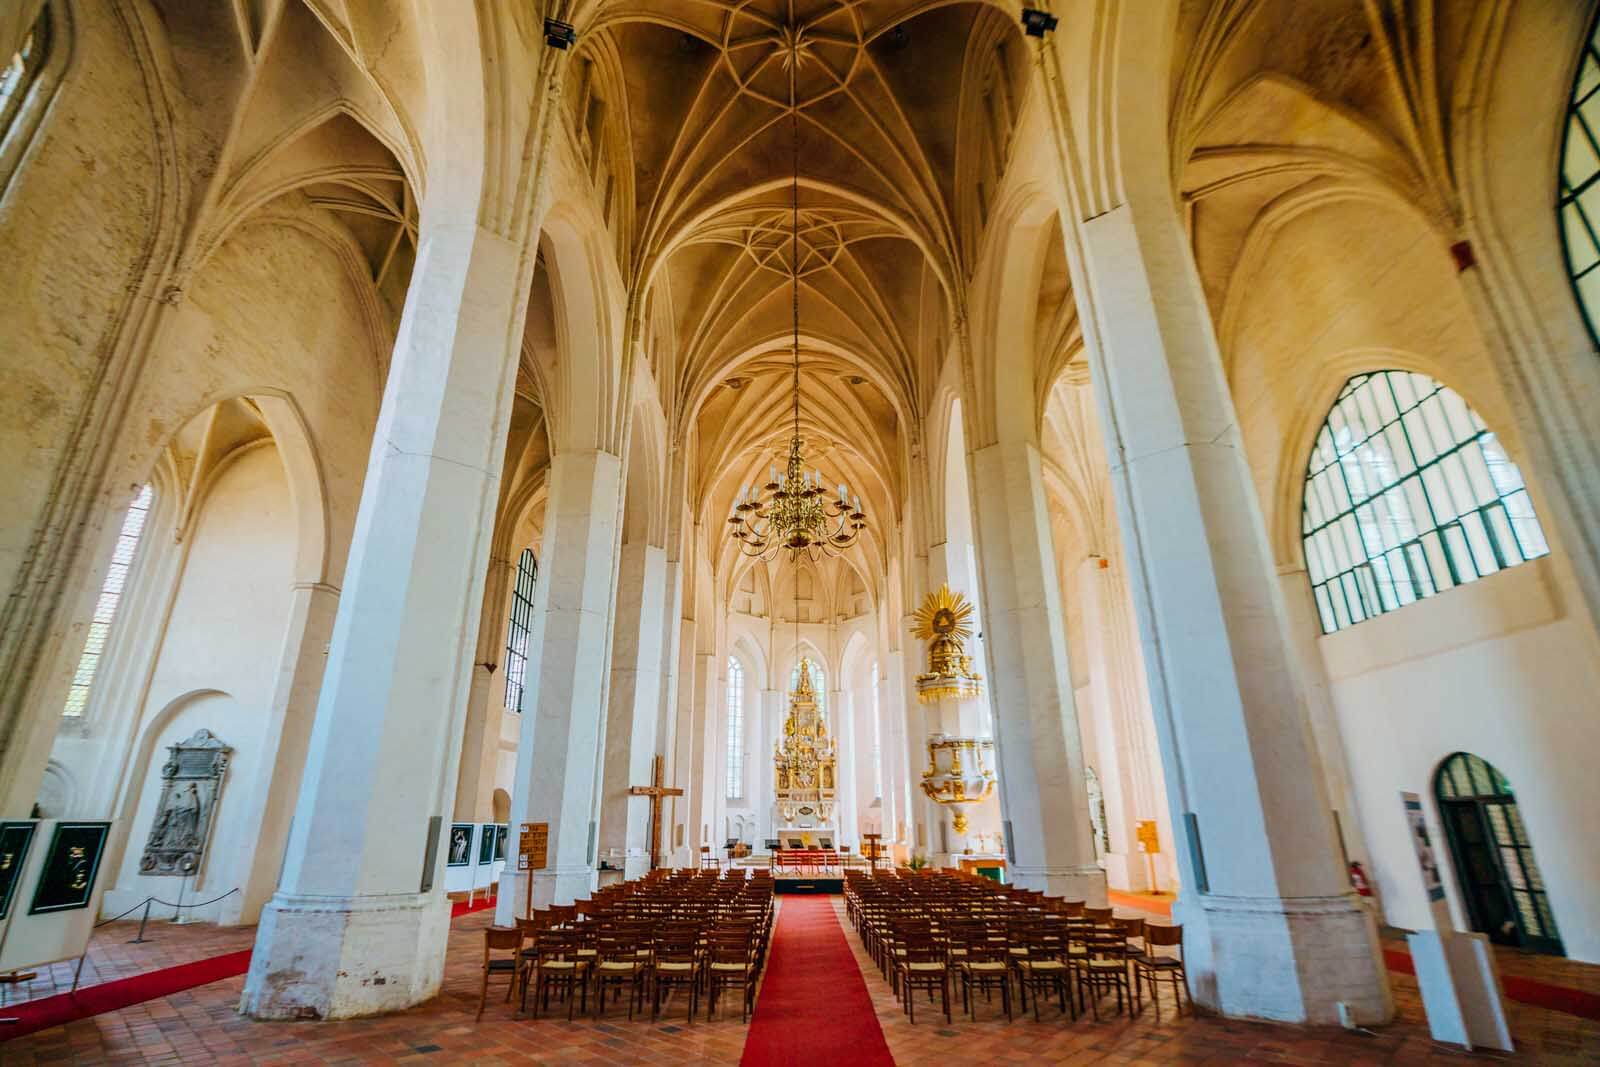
{"left": 0, "top": 895, "right": 499, "bottom": 1041}
{"left": 741, "top": 896, "right": 894, "bottom": 1067}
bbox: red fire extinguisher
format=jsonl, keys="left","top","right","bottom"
{"left": 1349, "top": 860, "right": 1372, "bottom": 897}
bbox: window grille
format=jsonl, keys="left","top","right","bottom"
{"left": 1301, "top": 371, "right": 1547, "bottom": 633}
{"left": 63, "top": 485, "right": 152, "bottom": 717}
{"left": 503, "top": 549, "right": 537, "bottom": 712}
{"left": 1559, "top": 11, "right": 1600, "bottom": 348}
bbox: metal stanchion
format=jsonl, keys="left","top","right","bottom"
{"left": 128, "top": 899, "right": 154, "bottom": 943}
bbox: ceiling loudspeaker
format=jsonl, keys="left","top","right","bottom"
{"left": 1020, "top": 8, "right": 1059, "bottom": 37}
{"left": 544, "top": 18, "right": 576, "bottom": 50}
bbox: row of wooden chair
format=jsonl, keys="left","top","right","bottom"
{"left": 845, "top": 869, "right": 1187, "bottom": 1024}
{"left": 477, "top": 868, "right": 775, "bottom": 1023}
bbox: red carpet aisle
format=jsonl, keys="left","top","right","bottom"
{"left": 741, "top": 895, "right": 894, "bottom": 1067}
{"left": 0, "top": 894, "right": 499, "bottom": 1041}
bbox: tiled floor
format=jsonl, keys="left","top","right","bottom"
{"left": 1, "top": 920, "right": 257, "bottom": 1009}
{"left": 2, "top": 899, "right": 1597, "bottom": 1064}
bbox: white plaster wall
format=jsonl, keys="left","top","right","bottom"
{"left": 1320, "top": 560, "right": 1600, "bottom": 963}
{"left": 103, "top": 446, "right": 295, "bottom": 921}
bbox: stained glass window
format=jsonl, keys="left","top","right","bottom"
{"left": 1301, "top": 371, "right": 1548, "bottom": 633}
{"left": 63, "top": 485, "right": 152, "bottom": 717}
{"left": 503, "top": 549, "right": 537, "bottom": 712}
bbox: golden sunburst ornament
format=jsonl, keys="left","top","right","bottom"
{"left": 911, "top": 585, "right": 975, "bottom": 644}
{"left": 910, "top": 585, "right": 983, "bottom": 704}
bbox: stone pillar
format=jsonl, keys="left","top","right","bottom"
{"left": 968, "top": 440, "right": 1106, "bottom": 903}
{"left": 692, "top": 649, "right": 717, "bottom": 857}
{"left": 454, "top": 553, "right": 516, "bottom": 821}
{"left": 495, "top": 449, "right": 623, "bottom": 918}
{"left": 240, "top": 223, "right": 526, "bottom": 1020}
{"left": 597, "top": 542, "right": 667, "bottom": 878}
{"left": 1075, "top": 555, "right": 1174, "bottom": 893}
{"left": 669, "top": 621, "right": 699, "bottom": 867}
{"left": 1071, "top": 196, "right": 1391, "bottom": 1023}
{"left": 231, "top": 582, "right": 340, "bottom": 925}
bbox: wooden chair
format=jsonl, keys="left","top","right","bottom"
{"left": 1133, "top": 923, "right": 1187, "bottom": 1019}
{"left": 700, "top": 846, "right": 720, "bottom": 869}
{"left": 476, "top": 926, "right": 526, "bottom": 1022}
{"left": 954, "top": 940, "right": 1011, "bottom": 1021}
{"left": 704, "top": 930, "right": 757, "bottom": 1022}
{"left": 593, "top": 932, "right": 647, "bottom": 1019}
{"left": 526, "top": 930, "right": 589, "bottom": 1019}
{"left": 896, "top": 930, "right": 951, "bottom": 1024}
{"left": 650, "top": 930, "right": 701, "bottom": 1022}
{"left": 1013, "top": 925, "right": 1073, "bottom": 1021}
{"left": 1077, "top": 923, "right": 1134, "bottom": 1020}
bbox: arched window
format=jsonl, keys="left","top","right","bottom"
{"left": 63, "top": 485, "right": 152, "bottom": 717}
{"left": 869, "top": 660, "right": 882, "bottom": 802}
{"left": 1560, "top": 11, "right": 1600, "bottom": 347}
{"left": 503, "top": 549, "right": 537, "bottom": 712}
{"left": 0, "top": 4, "right": 52, "bottom": 137}
{"left": 1301, "top": 371, "right": 1548, "bottom": 633}
{"left": 725, "top": 656, "right": 744, "bottom": 801}
{"left": 1435, "top": 753, "right": 1563, "bottom": 955}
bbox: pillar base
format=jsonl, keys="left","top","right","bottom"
{"left": 1183, "top": 892, "right": 1393, "bottom": 1025}
{"left": 1009, "top": 863, "right": 1107, "bottom": 904}
{"left": 239, "top": 892, "right": 451, "bottom": 1020}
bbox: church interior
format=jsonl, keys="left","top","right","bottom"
{"left": 1, "top": 0, "right": 1599, "bottom": 1062}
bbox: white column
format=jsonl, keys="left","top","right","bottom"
{"left": 669, "top": 620, "right": 698, "bottom": 867}
{"left": 240, "top": 223, "right": 525, "bottom": 1020}
{"left": 692, "top": 649, "right": 717, "bottom": 855}
{"left": 454, "top": 553, "right": 515, "bottom": 820}
{"left": 1073, "top": 197, "right": 1391, "bottom": 1023}
{"left": 597, "top": 542, "right": 667, "bottom": 878}
{"left": 1076, "top": 556, "right": 1174, "bottom": 893}
{"left": 969, "top": 440, "right": 1106, "bottom": 902}
{"left": 495, "top": 449, "right": 622, "bottom": 918}
{"left": 231, "top": 582, "right": 340, "bottom": 924}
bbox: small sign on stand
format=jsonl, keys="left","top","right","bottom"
{"left": 1401, "top": 792, "right": 1512, "bottom": 1052}
{"left": 517, "top": 822, "right": 548, "bottom": 921}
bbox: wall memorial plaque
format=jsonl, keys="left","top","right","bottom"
{"left": 0, "top": 821, "right": 37, "bottom": 920}
{"left": 447, "top": 823, "right": 474, "bottom": 867}
{"left": 477, "top": 823, "right": 496, "bottom": 865}
{"left": 29, "top": 822, "right": 110, "bottom": 915}
{"left": 138, "top": 729, "right": 231, "bottom": 877}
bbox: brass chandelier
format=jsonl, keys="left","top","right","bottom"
{"left": 727, "top": 32, "right": 866, "bottom": 561}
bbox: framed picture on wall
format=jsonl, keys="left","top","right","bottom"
{"left": 0, "top": 821, "right": 38, "bottom": 920}
{"left": 446, "top": 823, "right": 474, "bottom": 867}
{"left": 477, "top": 824, "right": 496, "bottom": 865}
{"left": 29, "top": 822, "right": 111, "bottom": 915}
{"left": 493, "top": 824, "right": 508, "bottom": 862}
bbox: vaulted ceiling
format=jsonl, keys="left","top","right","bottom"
{"left": 561, "top": 0, "right": 1031, "bottom": 579}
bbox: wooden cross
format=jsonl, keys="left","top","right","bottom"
{"left": 629, "top": 755, "right": 683, "bottom": 870}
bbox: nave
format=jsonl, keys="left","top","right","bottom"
{"left": 3, "top": 872, "right": 1597, "bottom": 1065}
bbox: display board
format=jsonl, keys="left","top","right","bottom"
{"left": 0, "top": 820, "right": 115, "bottom": 973}
{"left": 0, "top": 821, "right": 38, "bottom": 920}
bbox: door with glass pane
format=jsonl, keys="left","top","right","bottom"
{"left": 1434, "top": 753, "right": 1564, "bottom": 955}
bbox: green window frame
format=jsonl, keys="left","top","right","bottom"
{"left": 1301, "top": 371, "right": 1548, "bottom": 634}
{"left": 503, "top": 548, "right": 537, "bottom": 712}
{"left": 1560, "top": 6, "right": 1600, "bottom": 349}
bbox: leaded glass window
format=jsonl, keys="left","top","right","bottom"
{"left": 1560, "top": 10, "right": 1600, "bottom": 347}
{"left": 1301, "top": 371, "right": 1548, "bottom": 634}
{"left": 63, "top": 485, "right": 152, "bottom": 717}
{"left": 503, "top": 548, "right": 537, "bottom": 712}
{"left": 0, "top": 4, "right": 51, "bottom": 137}
{"left": 725, "top": 656, "right": 744, "bottom": 801}
{"left": 1435, "top": 753, "right": 1563, "bottom": 955}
